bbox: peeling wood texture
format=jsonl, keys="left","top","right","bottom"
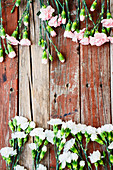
{"left": 0, "top": 0, "right": 18, "bottom": 169}
{"left": 0, "top": 0, "right": 113, "bottom": 170}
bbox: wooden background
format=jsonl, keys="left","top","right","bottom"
{"left": 0, "top": 0, "right": 113, "bottom": 169}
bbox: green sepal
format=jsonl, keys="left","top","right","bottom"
{"left": 110, "top": 155, "right": 113, "bottom": 164}
{"left": 15, "top": 0, "right": 21, "bottom": 7}
{"left": 0, "top": 48, "right": 3, "bottom": 58}
{"left": 42, "top": 50, "right": 47, "bottom": 59}
{"left": 107, "top": 13, "right": 112, "bottom": 19}
{"left": 80, "top": 8, "right": 85, "bottom": 16}
{"left": 66, "top": 22, "right": 71, "bottom": 31}
{"left": 23, "top": 31, "right": 28, "bottom": 39}
{"left": 12, "top": 30, "right": 18, "bottom": 38}
{"left": 18, "top": 138, "right": 23, "bottom": 148}
{"left": 61, "top": 10, "right": 66, "bottom": 19}
{"left": 46, "top": 25, "right": 53, "bottom": 33}
{"left": 49, "top": 54, "right": 53, "bottom": 61}
{"left": 0, "top": 28, "right": 6, "bottom": 37}
{"left": 71, "top": 21, "right": 77, "bottom": 31}
{"left": 57, "top": 52, "right": 65, "bottom": 62}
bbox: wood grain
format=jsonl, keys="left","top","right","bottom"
{"left": 0, "top": 0, "right": 18, "bottom": 169}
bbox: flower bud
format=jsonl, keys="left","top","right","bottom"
{"left": 18, "top": 138, "right": 22, "bottom": 147}
{"left": 107, "top": 13, "right": 112, "bottom": 19}
{"left": 0, "top": 48, "right": 4, "bottom": 62}
{"left": 57, "top": 52, "right": 65, "bottom": 63}
{"left": 90, "top": 0, "right": 97, "bottom": 11}
{"left": 7, "top": 44, "right": 16, "bottom": 58}
{"left": 8, "top": 120, "right": 14, "bottom": 131}
{"left": 70, "top": 146, "right": 78, "bottom": 154}
{"left": 77, "top": 132, "right": 82, "bottom": 141}
{"left": 23, "top": 31, "right": 28, "bottom": 39}
{"left": 32, "top": 150, "right": 36, "bottom": 159}
{"left": 80, "top": 8, "right": 85, "bottom": 21}
{"left": 17, "top": 125, "right": 21, "bottom": 132}
{"left": 61, "top": 10, "right": 66, "bottom": 24}
{"left": 72, "top": 160, "right": 77, "bottom": 169}
{"left": 0, "top": 27, "right": 6, "bottom": 39}
{"left": 46, "top": 25, "right": 56, "bottom": 37}
{"left": 110, "top": 155, "right": 113, "bottom": 164}
{"left": 24, "top": 15, "right": 29, "bottom": 26}
{"left": 42, "top": 50, "right": 47, "bottom": 64}
{"left": 13, "top": 119, "right": 17, "bottom": 127}
{"left": 71, "top": 21, "right": 77, "bottom": 32}
{"left": 44, "top": 139, "right": 48, "bottom": 146}
{"left": 66, "top": 22, "right": 71, "bottom": 31}
{"left": 12, "top": 30, "right": 18, "bottom": 38}
{"left": 95, "top": 138, "right": 104, "bottom": 145}
{"left": 41, "top": 39, "right": 45, "bottom": 49}
{"left": 49, "top": 54, "right": 53, "bottom": 61}
{"left": 15, "top": 0, "right": 21, "bottom": 7}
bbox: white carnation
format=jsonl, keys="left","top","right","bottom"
{"left": 88, "top": 150, "right": 101, "bottom": 163}
{"left": 80, "top": 160, "right": 85, "bottom": 167}
{"left": 29, "top": 121, "right": 36, "bottom": 128}
{"left": 63, "top": 138, "right": 75, "bottom": 152}
{"left": 12, "top": 132, "right": 27, "bottom": 139}
{"left": 30, "top": 128, "right": 45, "bottom": 140}
{"left": 14, "top": 116, "right": 28, "bottom": 126}
{"left": 37, "top": 164, "right": 47, "bottom": 170}
{"left": 29, "top": 143, "right": 37, "bottom": 150}
{"left": 86, "top": 126, "right": 97, "bottom": 135}
{"left": 0, "top": 147, "right": 17, "bottom": 158}
{"left": 20, "top": 122, "right": 29, "bottom": 130}
{"left": 59, "top": 151, "right": 72, "bottom": 169}
{"left": 42, "top": 146, "right": 47, "bottom": 152}
{"left": 91, "top": 134, "right": 97, "bottom": 141}
{"left": 47, "top": 118, "right": 62, "bottom": 126}
{"left": 14, "top": 165, "right": 27, "bottom": 170}
{"left": 108, "top": 142, "right": 113, "bottom": 149}
{"left": 45, "top": 130, "right": 54, "bottom": 144}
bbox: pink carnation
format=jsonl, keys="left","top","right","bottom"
{"left": 8, "top": 51, "right": 16, "bottom": 58}
{"left": 64, "top": 31, "right": 74, "bottom": 39}
{"left": 80, "top": 37, "right": 89, "bottom": 45}
{"left": 39, "top": 5, "right": 55, "bottom": 21}
{"left": 89, "top": 36, "right": 96, "bottom": 46}
{"left": 6, "top": 34, "right": 19, "bottom": 45}
{"left": 0, "top": 57, "right": 3, "bottom": 62}
{"left": 108, "top": 37, "right": 113, "bottom": 43}
{"left": 94, "top": 33, "right": 109, "bottom": 46}
{"left": 76, "top": 28, "right": 86, "bottom": 40}
{"left": 50, "top": 30, "right": 57, "bottom": 37}
{"left": 101, "top": 18, "right": 113, "bottom": 28}
{"left": 48, "top": 15, "right": 62, "bottom": 28}
{"left": 20, "top": 39, "right": 31, "bottom": 46}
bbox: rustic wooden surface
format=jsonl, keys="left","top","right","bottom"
{"left": 0, "top": 0, "right": 18, "bottom": 169}
{"left": 0, "top": 0, "right": 113, "bottom": 169}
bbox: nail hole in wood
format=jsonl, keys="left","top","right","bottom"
{"left": 100, "top": 84, "right": 102, "bottom": 88}
{"left": 54, "top": 93, "right": 57, "bottom": 98}
{"left": 10, "top": 88, "right": 14, "bottom": 92}
{"left": 66, "top": 83, "right": 69, "bottom": 88}
{"left": 86, "top": 83, "right": 89, "bottom": 88}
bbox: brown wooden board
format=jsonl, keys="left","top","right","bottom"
{"left": 0, "top": 0, "right": 18, "bottom": 169}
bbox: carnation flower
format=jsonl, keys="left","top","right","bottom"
{"left": 86, "top": 126, "right": 97, "bottom": 135}
{"left": 39, "top": 5, "right": 55, "bottom": 21}
{"left": 50, "top": 30, "right": 57, "bottom": 37}
{"left": 14, "top": 116, "right": 28, "bottom": 126}
{"left": 88, "top": 150, "right": 101, "bottom": 163}
{"left": 14, "top": 165, "right": 27, "bottom": 170}
{"left": 20, "top": 122, "right": 29, "bottom": 130}
{"left": 0, "top": 147, "right": 17, "bottom": 158}
{"left": 101, "top": 18, "right": 113, "bottom": 28}
{"left": 72, "top": 28, "right": 86, "bottom": 42}
{"left": 108, "top": 142, "right": 113, "bottom": 149}
{"left": 45, "top": 129, "right": 54, "bottom": 144}
{"left": 70, "top": 153, "right": 78, "bottom": 161}
{"left": 29, "top": 143, "right": 37, "bottom": 150}
{"left": 48, "top": 15, "right": 62, "bottom": 28}
{"left": 29, "top": 121, "right": 36, "bottom": 128}
{"left": 12, "top": 132, "right": 27, "bottom": 139}
{"left": 42, "top": 146, "right": 47, "bottom": 152}
{"left": 64, "top": 31, "right": 74, "bottom": 39}
{"left": 98, "top": 124, "right": 113, "bottom": 133}
{"left": 6, "top": 34, "right": 19, "bottom": 45}
{"left": 30, "top": 128, "right": 45, "bottom": 140}
{"left": 63, "top": 138, "right": 75, "bottom": 152}
{"left": 37, "top": 164, "right": 47, "bottom": 170}
{"left": 80, "top": 160, "right": 85, "bottom": 167}
{"left": 20, "top": 39, "right": 31, "bottom": 46}
{"left": 91, "top": 133, "right": 97, "bottom": 141}
{"left": 80, "top": 37, "right": 89, "bottom": 45}
{"left": 47, "top": 118, "right": 62, "bottom": 126}
{"left": 89, "top": 36, "right": 96, "bottom": 46}
{"left": 59, "top": 151, "right": 72, "bottom": 168}
{"left": 93, "top": 32, "right": 109, "bottom": 46}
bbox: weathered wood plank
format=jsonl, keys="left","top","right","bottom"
{"left": 0, "top": 0, "right": 18, "bottom": 169}
{"left": 50, "top": 0, "right": 80, "bottom": 168}
{"left": 110, "top": 0, "right": 113, "bottom": 122}
{"left": 19, "top": 0, "right": 49, "bottom": 169}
